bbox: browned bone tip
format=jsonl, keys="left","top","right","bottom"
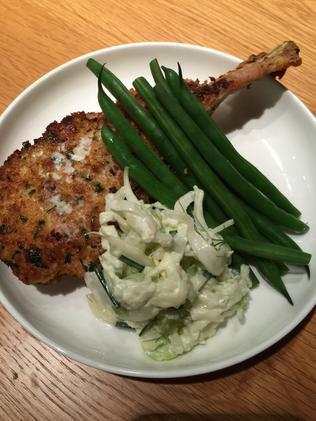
{"left": 186, "top": 41, "right": 302, "bottom": 114}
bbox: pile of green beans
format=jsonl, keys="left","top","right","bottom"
{"left": 86, "top": 58, "right": 311, "bottom": 304}
{"left": 161, "top": 63, "right": 302, "bottom": 217}
{"left": 97, "top": 73, "right": 187, "bottom": 198}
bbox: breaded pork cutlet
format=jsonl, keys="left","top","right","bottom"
{"left": 0, "top": 41, "right": 301, "bottom": 285}
{"left": 0, "top": 112, "right": 116, "bottom": 284}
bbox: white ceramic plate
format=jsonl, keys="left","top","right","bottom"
{"left": 0, "top": 42, "right": 315, "bottom": 378}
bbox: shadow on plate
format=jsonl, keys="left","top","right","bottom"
{"left": 35, "top": 276, "right": 83, "bottom": 296}
{"left": 212, "top": 79, "right": 285, "bottom": 135}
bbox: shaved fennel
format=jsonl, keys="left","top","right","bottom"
{"left": 85, "top": 169, "right": 251, "bottom": 360}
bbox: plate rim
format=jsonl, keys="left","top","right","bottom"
{"left": 0, "top": 41, "right": 315, "bottom": 379}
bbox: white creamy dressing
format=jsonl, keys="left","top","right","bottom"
{"left": 85, "top": 169, "right": 251, "bottom": 360}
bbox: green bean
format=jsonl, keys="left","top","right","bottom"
{"left": 205, "top": 205, "right": 302, "bottom": 275}
{"left": 226, "top": 185, "right": 309, "bottom": 276}
{"left": 97, "top": 69, "right": 186, "bottom": 198}
{"left": 243, "top": 201, "right": 301, "bottom": 249}
{"left": 162, "top": 64, "right": 301, "bottom": 217}
{"left": 255, "top": 232, "right": 289, "bottom": 276}
{"left": 241, "top": 199, "right": 310, "bottom": 277}
{"left": 256, "top": 260, "right": 293, "bottom": 304}
{"left": 153, "top": 80, "right": 308, "bottom": 234}
{"left": 208, "top": 182, "right": 302, "bottom": 273}
{"left": 262, "top": 232, "right": 309, "bottom": 278}
{"left": 149, "top": 58, "right": 166, "bottom": 85}
{"left": 277, "top": 262, "right": 290, "bottom": 276}
{"left": 233, "top": 255, "right": 260, "bottom": 288}
{"left": 133, "top": 77, "right": 292, "bottom": 303}
{"left": 224, "top": 235, "right": 311, "bottom": 266}
{"left": 101, "top": 124, "right": 176, "bottom": 208}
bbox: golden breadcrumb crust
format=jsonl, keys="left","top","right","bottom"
{"left": 0, "top": 112, "right": 124, "bottom": 284}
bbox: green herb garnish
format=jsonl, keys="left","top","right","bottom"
{"left": 90, "top": 263, "right": 120, "bottom": 308}
{"left": 19, "top": 215, "right": 28, "bottom": 223}
{"left": 115, "top": 321, "right": 134, "bottom": 330}
{"left": 94, "top": 182, "right": 104, "bottom": 193}
{"left": 33, "top": 220, "right": 45, "bottom": 239}
{"left": 119, "top": 255, "right": 144, "bottom": 272}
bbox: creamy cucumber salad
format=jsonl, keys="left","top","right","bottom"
{"left": 85, "top": 169, "right": 251, "bottom": 361}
